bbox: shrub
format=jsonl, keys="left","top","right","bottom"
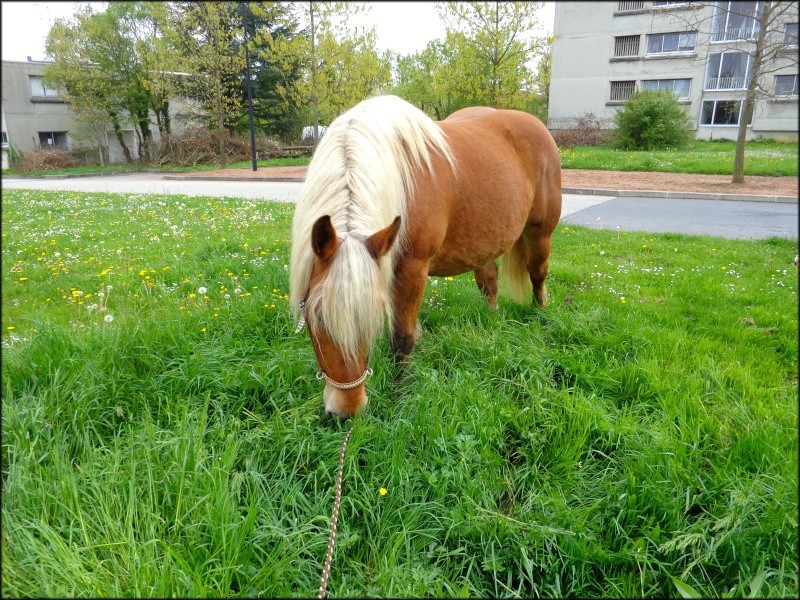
{"left": 14, "top": 149, "right": 81, "bottom": 173}
{"left": 613, "top": 90, "right": 693, "bottom": 151}
{"left": 550, "top": 112, "right": 611, "bottom": 148}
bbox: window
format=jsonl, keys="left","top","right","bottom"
{"left": 38, "top": 132, "right": 68, "bottom": 150}
{"left": 610, "top": 81, "right": 636, "bottom": 102}
{"left": 705, "top": 51, "right": 751, "bottom": 90}
{"left": 29, "top": 75, "right": 59, "bottom": 97}
{"left": 652, "top": 1, "right": 691, "bottom": 5}
{"left": 700, "top": 100, "right": 752, "bottom": 125}
{"left": 775, "top": 74, "right": 798, "bottom": 96}
{"left": 646, "top": 31, "right": 697, "bottom": 53}
{"left": 1, "top": 131, "right": 8, "bottom": 145}
{"left": 614, "top": 35, "right": 640, "bottom": 57}
{"left": 711, "top": 1, "right": 761, "bottom": 42}
{"left": 784, "top": 23, "right": 799, "bottom": 45}
{"left": 642, "top": 78, "right": 691, "bottom": 98}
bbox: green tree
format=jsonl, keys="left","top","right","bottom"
{"left": 265, "top": 2, "right": 391, "bottom": 139}
{"left": 237, "top": 2, "right": 304, "bottom": 139}
{"left": 436, "top": 1, "right": 544, "bottom": 109}
{"left": 168, "top": 2, "right": 245, "bottom": 168}
{"left": 44, "top": 2, "right": 177, "bottom": 163}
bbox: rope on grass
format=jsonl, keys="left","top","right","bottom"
{"left": 318, "top": 426, "right": 353, "bottom": 599}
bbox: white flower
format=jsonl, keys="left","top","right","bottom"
{"left": 104, "top": 314, "right": 114, "bottom": 323}
{"left": 198, "top": 286, "right": 208, "bottom": 295}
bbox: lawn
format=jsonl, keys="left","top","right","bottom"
{"left": 1, "top": 189, "right": 797, "bottom": 598}
{"left": 560, "top": 139, "right": 799, "bottom": 177}
{"left": 4, "top": 140, "right": 797, "bottom": 179}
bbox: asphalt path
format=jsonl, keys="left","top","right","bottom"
{"left": 3, "top": 173, "right": 797, "bottom": 240}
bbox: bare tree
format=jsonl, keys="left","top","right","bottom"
{"left": 677, "top": 1, "right": 798, "bottom": 183}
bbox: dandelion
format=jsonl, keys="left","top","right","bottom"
{"left": 379, "top": 487, "right": 388, "bottom": 496}
{"left": 198, "top": 286, "right": 208, "bottom": 295}
{"left": 104, "top": 314, "right": 114, "bottom": 323}
{"left": 7, "top": 326, "right": 15, "bottom": 331}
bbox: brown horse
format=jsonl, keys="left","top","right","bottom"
{"left": 289, "top": 95, "right": 561, "bottom": 417}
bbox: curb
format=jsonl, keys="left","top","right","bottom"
{"left": 562, "top": 187, "right": 797, "bottom": 204}
{"left": 3, "top": 169, "right": 187, "bottom": 180}
{"left": 163, "top": 175, "right": 306, "bottom": 183}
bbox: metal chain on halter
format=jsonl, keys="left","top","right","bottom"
{"left": 318, "top": 427, "right": 353, "bottom": 599}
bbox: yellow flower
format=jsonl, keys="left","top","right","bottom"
{"left": 379, "top": 487, "right": 388, "bottom": 496}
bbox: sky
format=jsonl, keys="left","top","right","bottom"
{"left": 1, "top": 1, "right": 555, "bottom": 62}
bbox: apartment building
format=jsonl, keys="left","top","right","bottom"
{"left": 548, "top": 1, "right": 798, "bottom": 140}
{"left": 1, "top": 59, "right": 199, "bottom": 169}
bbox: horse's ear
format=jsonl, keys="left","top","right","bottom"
{"left": 365, "top": 216, "right": 401, "bottom": 260}
{"left": 311, "top": 215, "right": 338, "bottom": 261}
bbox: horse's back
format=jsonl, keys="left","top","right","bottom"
{"left": 438, "top": 107, "right": 561, "bottom": 228}
{"left": 405, "top": 108, "right": 561, "bottom": 275}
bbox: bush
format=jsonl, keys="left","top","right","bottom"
{"left": 613, "top": 90, "right": 693, "bottom": 151}
{"left": 14, "top": 149, "right": 81, "bottom": 173}
{"left": 550, "top": 112, "right": 611, "bottom": 148}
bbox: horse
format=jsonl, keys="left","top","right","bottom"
{"left": 289, "top": 95, "right": 562, "bottom": 418}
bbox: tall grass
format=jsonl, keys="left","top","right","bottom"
{"left": 2, "top": 189, "right": 797, "bottom": 597}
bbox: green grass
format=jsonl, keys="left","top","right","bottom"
{"left": 2, "top": 189, "right": 798, "bottom": 598}
{"left": 1, "top": 156, "right": 310, "bottom": 178}
{"left": 560, "top": 139, "right": 799, "bottom": 176}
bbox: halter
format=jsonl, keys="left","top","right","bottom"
{"left": 296, "top": 298, "right": 373, "bottom": 390}
{"left": 316, "top": 366, "right": 373, "bottom": 390}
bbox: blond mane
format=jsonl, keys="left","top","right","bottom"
{"left": 289, "top": 95, "right": 455, "bottom": 364}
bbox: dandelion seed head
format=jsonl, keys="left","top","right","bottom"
{"left": 104, "top": 314, "right": 114, "bottom": 323}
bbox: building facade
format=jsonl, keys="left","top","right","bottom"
{"left": 1, "top": 59, "right": 199, "bottom": 169}
{"left": 548, "top": 1, "right": 798, "bottom": 140}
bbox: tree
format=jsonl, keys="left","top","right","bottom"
{"left": 677, "top": 1, "right": 798, "bottom": 183}
{"left": 264, "top": 2, "right": 391, "bottom": 139}
{"left": 44, "top": 3, "right": 177, "bottom": 163}
{"left": 168, "top": 2, "right": 245, "bottom": 169}
{"left": 436, "top": 1, "right": 545, "bottom": 109}
{"left": 238, "top": 2, "right": 305, "bottom": 139}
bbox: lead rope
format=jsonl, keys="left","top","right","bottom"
{"left": 318, "top": 427, "right": 353, "bottom": 599}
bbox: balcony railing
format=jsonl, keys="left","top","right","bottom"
{"left": 618, "top": 1, "right": 647, "bottom": 11}
{"left": 706, "top": 76, "right": 747, "bottom": 90}
{"left": 710, "top": 26, "right": 759, "bottom": 42}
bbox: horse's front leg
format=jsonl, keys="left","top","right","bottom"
{"left": 390, "top": 257, "right": 429, "bottom": 362}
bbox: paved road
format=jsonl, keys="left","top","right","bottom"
{"left": 3, "top": 173, "right": 797, "bottom": 240}
{"left": 563, "top": 196, "right": 798, "bottom": 240}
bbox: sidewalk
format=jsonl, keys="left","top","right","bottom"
{"left": 163, "top": 166, "right": 799, "bottom": 203}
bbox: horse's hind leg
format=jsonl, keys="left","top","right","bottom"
{"left": 526, "top": 233, "right": 552, "bottom": 307}
{"left": 474, "top": 261, "right": 499, "bottom": 310}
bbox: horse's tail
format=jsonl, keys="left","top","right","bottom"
{"left": 500, "top": 237, "right": 532, "bottom": 304}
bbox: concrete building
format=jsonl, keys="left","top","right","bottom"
{"left": 548, "top": 1, "right": 798, "bottom": 140}
{"left": 1, "top": 59, "right": 200, "bottom": 169}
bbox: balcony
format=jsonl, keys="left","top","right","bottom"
{"left": 617, "top": 1, "right": 647, "bottom": 10}
{"left": 705, "top": 76, "right": 747, "bottom": 90}
{"left": 710, "top": 25, "right": 759, "bottom": 42}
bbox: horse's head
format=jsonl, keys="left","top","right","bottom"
{"left": 302, "top": 214, "right": 401, "bottom": 418}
